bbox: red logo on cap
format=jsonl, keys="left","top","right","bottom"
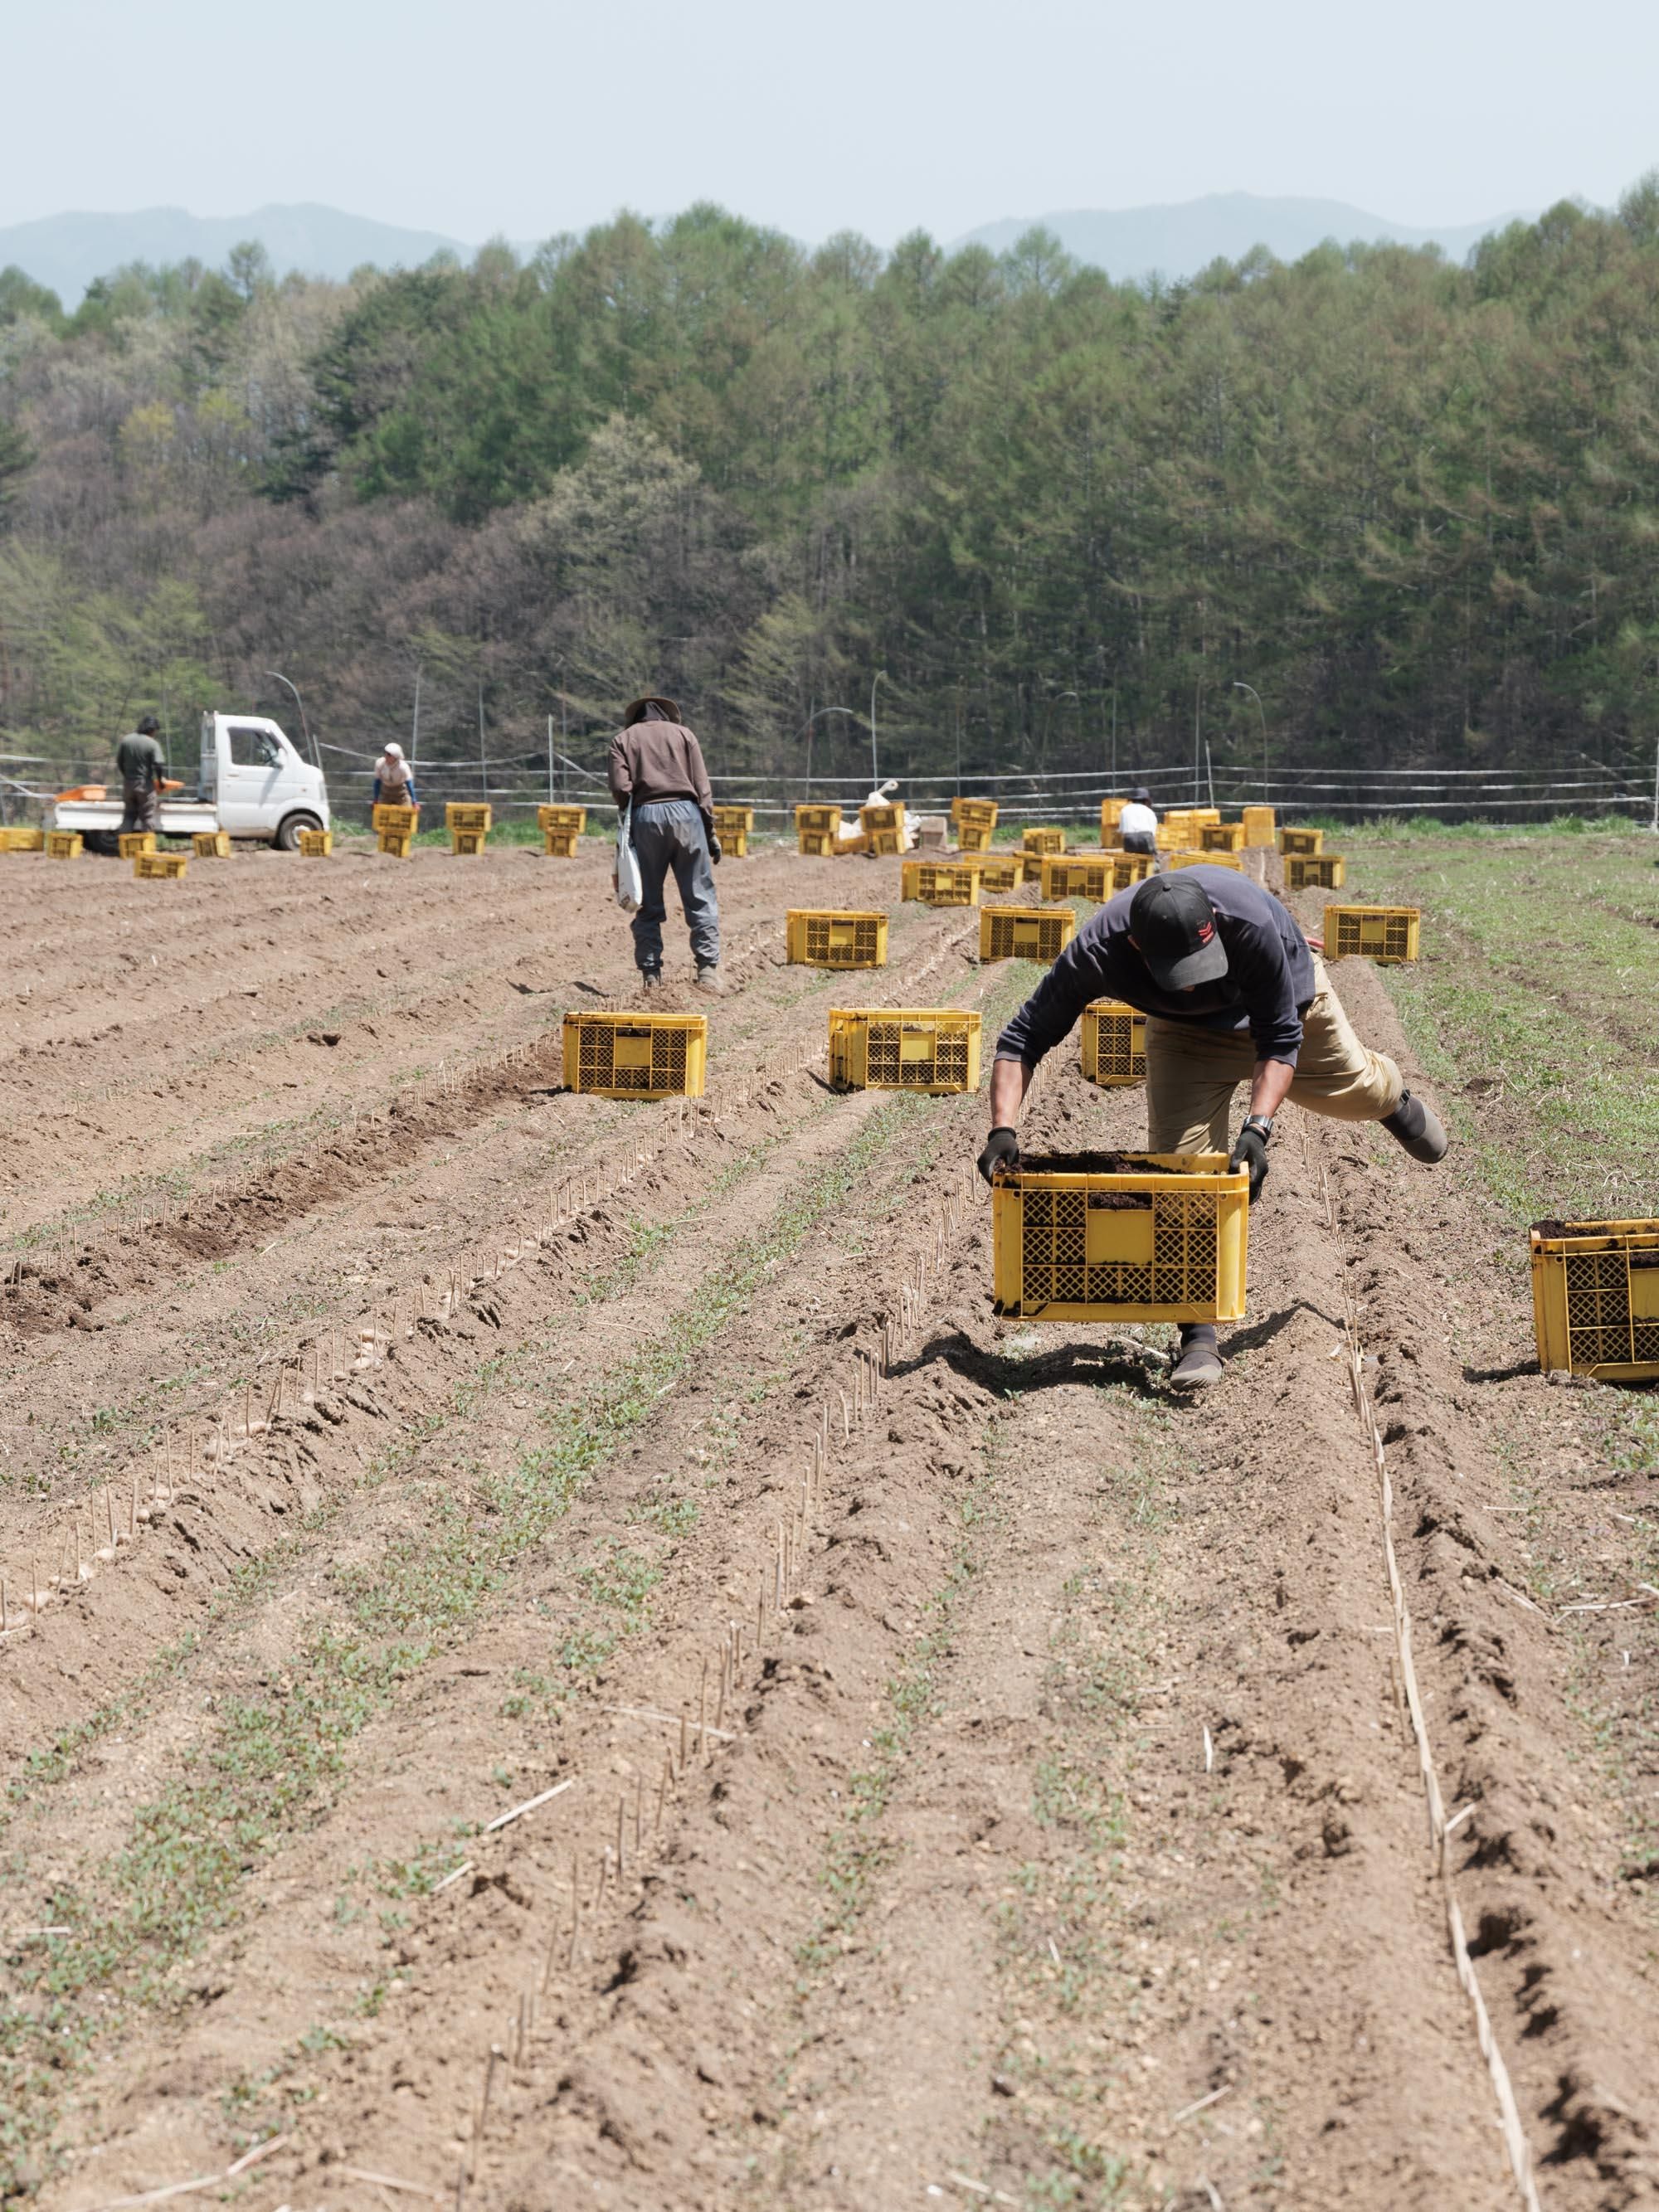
{"left": 1196, "top": 920, "right": 1215, "bottom": 942}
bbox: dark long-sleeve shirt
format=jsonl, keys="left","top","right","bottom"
{"left": 609, "top": 718, "right": 715, "bottom": 815}
{"left": 995, "top": 865, "right": 1317, "bottom": 1070}
{"left": 115, "top": 732, "right": 166, "bottom": 789}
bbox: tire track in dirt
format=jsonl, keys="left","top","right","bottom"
{"left": 15, "top": 852, "right": 1653, "bottom": 2210}
{"left": 701, "top": 1062, "right": 1517, "bottom": 2212}
{"left": 0, "top": 871, "right": 969, "bottom": 1533}
{"left": 0, "top": 894, "right": 985, "bottom": 1748}
{"left": 0, "top": 845, "right": 830, "bottom": 1239}
{"left": 1301, "top": 951, "right": 1659, "bottom": 2210}
{"left": 4, "top": 927, "right": 1028, "bottom": 2205}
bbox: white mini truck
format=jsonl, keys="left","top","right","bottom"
{"left": 54, "top": 712, "right": 331, "bottom": 851}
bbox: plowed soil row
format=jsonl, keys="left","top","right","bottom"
{"left": 1, "top": 846, "right": 1655, "bottom": 2212}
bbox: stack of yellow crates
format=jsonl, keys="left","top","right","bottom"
{"left": 538, "top": 804, "right": 586, "bottom": 856}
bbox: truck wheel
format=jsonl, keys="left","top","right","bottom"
{"left": 275, "top": 813, "right": 322, "bottom": 853}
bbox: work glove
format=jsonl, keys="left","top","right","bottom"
{"left": 708, "top": 834, "right": 722, "bottom": 866}
{"left": 1229, "top": 1117, "right": 1272, "bottom": 1205}
{"left": 977, "top": 1126, "right": 1021, "bottom": 1184}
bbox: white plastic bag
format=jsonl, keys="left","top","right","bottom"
{"left": 615, "top": 805, "right": 643, "bottom": 912}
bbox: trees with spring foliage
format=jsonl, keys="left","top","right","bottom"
{"left": 2, "top": 190, "right": 1659, "bottom": 793}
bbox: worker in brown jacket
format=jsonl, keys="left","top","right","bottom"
{"left": 609, "top": 696, "right": 722, "bottom": 994}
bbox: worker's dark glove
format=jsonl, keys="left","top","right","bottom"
{"left": 708, "top": 834, "right": 722, "bottom": 866}
{"left": 1229, "top": 1116, "right": 1272, "bottom": 1204}
{"left": 978, "top": 1126, "right": 1021, "bottom": 1184}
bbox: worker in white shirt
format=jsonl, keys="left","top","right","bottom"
{"left": 1117, "top": 788, "right": 1158, "bottom": 857}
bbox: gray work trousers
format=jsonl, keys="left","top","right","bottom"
{"left": 120, "top": 779, "right": 161, "bottom": 834}
{"left": 630, "top": 800, "right": 720, "bottom": 973}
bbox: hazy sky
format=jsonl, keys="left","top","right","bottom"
{"left": 4, "top": 0, "right": 1655, "bottom": 245}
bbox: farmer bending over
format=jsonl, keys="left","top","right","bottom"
{"left": 1117, "top": 787, "right": 1159, "bottom": 858}
{"left": 980, "top": 868, "right": 1447, "bottom": 1390}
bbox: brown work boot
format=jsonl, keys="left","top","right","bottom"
{"left": 694, "top": 965, "right": 725, "bottom": 997}
{"left": 1379, "top": 1087, "right": 1447, "bottom": 1163}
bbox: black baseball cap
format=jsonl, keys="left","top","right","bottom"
{"left": 1128, "top": 874, "right": 1230, "bottom": 989}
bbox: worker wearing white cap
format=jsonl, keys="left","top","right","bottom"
{"left": 372, "top": 742, "right": 420, "bottom": 810}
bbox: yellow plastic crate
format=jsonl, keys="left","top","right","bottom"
{"left": 1530, "top": 1218, "right": 1659, "bottom": 1381}
{"left": 951, "top": 797, "right": 999, "bottom": 828}
{"left": 1201, "top": 823, "right": 1244, "bottom": 852}
{"left": 865, "top": 828, "right": 904, "bottom": 857}
{"left": 957, "top": 821, "right": 995, "bottom": 853}
{"left": 1278, "top": 828, "right": 1321, "bottom": 856}
{"left": 46, "top": 831, "right": 83, "bottom": 860}
{"left": 1039, "top": 857, "right": 1109, "bottom": 902}
{"left": 192, "top": 830, "right": 231, "bottom": 858}
{"left": 1040, "top": 853, "right": 1155, "bottom": 900}
{"left": 0, "top": 826, "right": 44, "bottom": 852}
{"left": 1324, "top": 904, "right": 1418, "bottom": 963}
{"left": 377, "top": 829, "right": 415, "bottom": 859}
{"left": 979, "top": 907, "right": 1076, "bottom": 963}
{"left": 134, "top": 852, "right": 187, "bottom": 881}
{"left": 860, "top": 800, "right": 905, "bottom": 834}
{"left": 1021, "top": 826, "right": 1067, "bottom": 856}
{"left": 1189, "top": 808, "right": 1221, "bottom": 826}
{"left": 538, "top": 805, "right": 587, "bottom": 836}
{"left": 1242, "top": 805, "right": 1276, "bottom": 848}
{"left": 901, "top": 859, "right": 983, "bottom": 906}
{"left": 450, "top": 829, "right": 488, "bottom": 855}
{"left": 542, "top": 829, "right": 581, "bottom": 858}
{"left": 1167, "top": 848, "right": 1243, "bottom": 871}
{"left": 1019, "top": 853, "right": 1048, "bottom": 884}
{"left": 799, "top": 829, "right": 839, "bottom": 858}
{"left": 786, "top": 909, "right": 888, "bottom": 969}
{"left": 372, "top": 803, "right": 419, "bottom": 834}
{"left": 713, "top": 805, "right": 752, "bottom": 858}
{"left": 795, "top": 804, "right": 842, "bottom": 843}
{"left": 562, "top": 1011, "right": 708, "bottom": 1099}
{"left": 1155, "top": 814, "right": 1197, "bottom": 851}
{"left": 447, "top": 803, "right": 493, "bottom": 834}
{"left": 1287, "top": 853, "right": 1345, "bottom": 891}
{"left": 828, "top": 1008, "right": 981, "bottom": 1093}
{"left": 1079, "top": 999, "right": 1147, "bottom": 1086}
{"left": 1099, "top": 798, "right": 1126, "bottom": 838}
{"left": 992, "top": 1152, "right": 1248, "bottom": 1323}
{"left": 118, "top": 832, "right": 156, "bottom": 860}
{"left": 298, "top": 828, "right": 333, "bottom": 858}
{"left": 976, "top": 857, "right": 1022, "bottom": 892}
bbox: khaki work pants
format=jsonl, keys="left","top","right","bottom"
{"left": 1144, "top": 957, "right": 1402, "bottom": 1154}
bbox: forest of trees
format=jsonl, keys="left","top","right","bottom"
{"left": 3, "top": 186, "right": 1659, "bottom": 798}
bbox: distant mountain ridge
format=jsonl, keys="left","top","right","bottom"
{"left": 0, "top": 203, "right": 472, "bottom": 304}
{"left": 0, "top": 191, "right": 1543, "bottom": 307}
{"left": 951, "top": 192, "right": 1535, "bottom": 280}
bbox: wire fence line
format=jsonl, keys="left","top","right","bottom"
{"left": 2, "top": 746, "right": 1656, "bottom": 831}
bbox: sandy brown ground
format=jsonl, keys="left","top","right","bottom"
{"left": 0, "top": 837, "right": 1654, "bottom": 2212}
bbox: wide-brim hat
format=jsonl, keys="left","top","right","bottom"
{"left": 622, "top": 695, "right": 681, "bottom": 726}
